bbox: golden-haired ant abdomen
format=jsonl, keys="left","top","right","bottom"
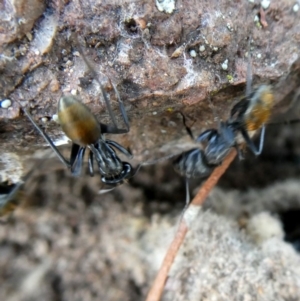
{"left": 58, "top": 96, "right": 101, "bottom": 146}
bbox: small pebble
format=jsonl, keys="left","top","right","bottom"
{"left": 26, "top": 32, "right": 33, "bottom": 41}
{"left": 293, "top": 3, "right": 299, "bottom": 12}
{"left": 171, "top": 45, "right": 185, "bottom": 58}
{"left": 41, "top": 117, "right": 49, "bottom": 123}
{"left": 0, "top": 99, "right": 12, "bottom": 109}
{"left": 257, "top": 53, "right": 262, "bottom": 58}
{"left": 221, "top": 59, "right": 228, "bottom": 70}
{"left": 261, "top": 0, "right": 270, "bottom": 9}
{"left": 190, "top": 50, "right": 197, "bottom": 57}
{"left": 199, "top": 45, "right": 205, "bottom": 52}
{"left": 226, "top": 23, "right": 233, "bottom": 31}
{"left": 65, "top": 60, "right": 72, "bottom": 67}
{"left": 52, "top": 114, "right": 59, "bottom": 123}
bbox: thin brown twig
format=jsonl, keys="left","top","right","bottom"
{"left": 259, "top": 7, "right": 268, "bottom": 28}
{"left": 145, "top": 148, "right": 237, "bottom": 301}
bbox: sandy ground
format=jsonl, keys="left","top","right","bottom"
{"left": 1, "top": 119, "right": 300, "bottom": 301}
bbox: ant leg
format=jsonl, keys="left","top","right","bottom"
{"left": 89, "top": 144, "right": 103, "bottom": 163}
{"left": 71, "top": 147, "right": 86, "bottom": 176}
{"left": 175, "top": 178, "right": 191, "bottom": 229}
{"left": 75, "top": 39, "right": 119, "bottom": 128}
{"left": 88, "top": 151, "right": 94, "bottom": 177}
{"left": 240, "top": 125, "right": 265, "bottom": 155}
{"left": 185, "top": 177, "right": 190, "bottom": 207}
{"left": 23, "top": 108, "right": 71, "bottom": 168}
{"left": 234, "top": 144, "right": 245, "bottom": 160}
{"left": 178, "top": 111, "right": 194, "bottom": 140}
{"left": 70, "top": 143, "right": 80, "bottom": 166}
{"left": 106, "top": 140, "right": 133, "bottom": 159}
{"left": 98, "top": 82, "right": 118, "bottom": 128}
{"left": 70, "top": 144, "right": 88, "bottom": 176}
{"left": 111, "top": 82, "right": 130, "bottom": 132}
{"left": 100, "top": 123, "right": 128, "bottom": 135}
{"left": 99, "top": 82, "right": 130, "bottom": 134}
{"left": 246, "top": 52, "right": 252, "bottom": 97}
{"left": 229, "top": 101, "right": 249, "bottom": 120}
{"left": 257, "top": 125, "right": 265, "bottom": 154}
{"left": 196, "top": 129, "right": 218, "bottom": 143}
{"left": 246, "top": 41, "right": 253, "bottom": 98}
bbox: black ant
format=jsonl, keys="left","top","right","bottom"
{"left": 173, "top": 50, "right": 274, "bottom": 204}
{"left": 0, "top": 168, "right": 34, "bottom": 218}
{"left": 23, "top": 49, "right": 136, "bottom": 190}
{"left": 0, "top": 182, "right": 25, "bottom": 217}
{"left": 173, "top": 116, "right": 241, "bottom": 204}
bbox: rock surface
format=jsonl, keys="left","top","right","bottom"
{"left": 0, "top": 0, "right": 300, "bottom": 183}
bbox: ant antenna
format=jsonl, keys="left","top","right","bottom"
{"left": 246, "top": 37, "right": 253, "bottom": 98}
{"left": 176, "top": 111, "right": 194, "bottom": 140}
{"left": 207, "top": 94, "right": 222, "bottom": 128}
{"left": 111, "top": 81, "right": 130, "bottom": 132}
{"left": 22, "top": 108, "right": 71, "bottom": 168}
{"left": 141, "top": 153, "right": 182, "bottom": 166}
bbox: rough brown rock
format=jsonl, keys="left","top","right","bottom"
{"left": 0, "top": 0, "right": 300, "bottom": 182}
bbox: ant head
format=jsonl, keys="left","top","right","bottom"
{"left": 101, "top": 162, "right": 132, "bottom": 185}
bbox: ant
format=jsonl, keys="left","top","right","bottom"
{"left": 173, "top": 50, "right": 274, "bottom": 204}
{"left": 0, "top": 168, "right": 35, "bottom": 218}
{"left": 173, "top": 115, "right": 241, "bottom": 204}
{"left": 0, "top": 182, "right": 25, "bottom": 217}
{"left": 23, "top": 47, "right": 136, "bottom": 190}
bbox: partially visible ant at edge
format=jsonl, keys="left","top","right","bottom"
{"left": 173, "top": 42, "right": 274, "bottom": 207}
{"left": 0, "top": 168, "right": 35, "bottom": 219}
{"left": 22, "top": 39, "right": 139, "bottom": 194}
